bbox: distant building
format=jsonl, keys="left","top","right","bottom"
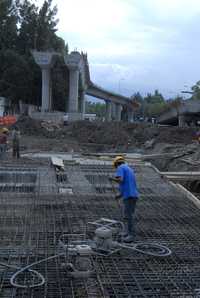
{"left": 0, "top": 97, "right": 10, "bottom": 116}
{"left": 84, "top": 113, "right": 97, "bottom": 121}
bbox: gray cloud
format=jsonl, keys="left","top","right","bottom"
{"left": 56, "top": 0, "right": 200, "bottom": 97}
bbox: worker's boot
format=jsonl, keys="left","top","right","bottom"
{"left": 119, "top": 232, "right": 128, "bottom": 241}
{"left": 123, "top": 235, "right": 134, "bottom": 243}
{"left": 120, "top": 231, "right": 128, "bottom": 237}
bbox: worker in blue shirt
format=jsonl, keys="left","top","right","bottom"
{"left": 109, "top": 156, "right": 139, "bottom": 243}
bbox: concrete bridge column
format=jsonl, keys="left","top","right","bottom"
{"left": 80, "top": 89, "right": 86, "bottom": 117}
{"left": 32, "top": 51, "right": 55, "bottom": 112}
{"left": 105, "top": 101, "right": 112, "bottom": 121}
{"left": 111, "top": 102, "right": 116, "bottom": 120}
{"left": 128, "top": 110, "right": 134, "bottom": 123}
{"left": 41, "top": 67, "right": 52, "bottom": 112}
{"left": 79, "top": 90, "right": 85, "bottom": 120}
{"left": 178, "top": 114, "right": 186, "bottom": 127}
{"left": 64, "top": 51, "right": 84, "bottom": 121}
{"left": 115, "top": 104, "right": 122, "bottom": 121}
{"left": 68, "top": 67, "right": 79, "bottom": 113}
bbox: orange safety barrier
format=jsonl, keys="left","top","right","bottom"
{"left": 0, "top": 115, "right": 17, "bottom": 126}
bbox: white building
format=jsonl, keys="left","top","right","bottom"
{"left": 84, "top": 113, "right": 97, "bottom": 121}
{"left": 0, "top": 97, "right": 10, "bottom": 116}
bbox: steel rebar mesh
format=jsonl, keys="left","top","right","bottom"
{"left": 0, "top": 163, "right": 200, "bottom": 297}
{"left": 0, "top": 167, "right": 37, "bottom": 193}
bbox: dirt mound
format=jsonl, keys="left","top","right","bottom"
{"left": 66, "top": 121, "right": 196, "bottom": 147}
{"left": 15, "top": 117, "right": 197, "bottom": 151}
{"left": 67, "top": 121, "right": 131, "bottom": 145}
{"left": 15, "top": 116, "right": 44, "bottom": 135}
{"left": 15, "top": 116, "right": 62, "bottom": 137}
{"left": 155, "top": 126, "right": 196, "bottom": 145}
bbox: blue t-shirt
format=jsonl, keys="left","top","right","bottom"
{"left": 116, "top": 164, "right": 139, "bottom": 199}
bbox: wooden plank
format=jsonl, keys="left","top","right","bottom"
{"left": 51, "top": 156, "right": 64, "bottom": 169}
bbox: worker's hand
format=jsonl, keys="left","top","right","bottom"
{"left": 115, "top": 194, "right": 122, "bottom": 200}
{"left": 108, "top": 177, "right": 114, "bottom": 182}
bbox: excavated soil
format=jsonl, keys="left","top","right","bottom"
{"left": 15, "top": 116, "right": 196, "bottom": 145}
{"left": 10, "top": 116, "right": 200, "bottom": 171}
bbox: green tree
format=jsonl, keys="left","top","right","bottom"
{"left": 0, "top": 0, "right": 68, "bottom": 110}
{"left": 191, "top": 81, "right": 200, "bottom": 100}
{"left": 131, "top": 90, "right": 166, "bottom": 119}
{"left": 36, "top": 0, "right": 66, "bottom": 52}
{"left": 17, "top": 0, "right": 38, "bottom": 54}
{"left": 85, "top": 101, "right": 106, "bottom": 117}
{"left": 17, "top": 0, "right": 65, "bottom": 54}
{"left": 0, "top": 50, "right": 34, "bottom": 105}
{"left": 0, "top": 0, "right": 18, "bottom": 51}
{"left": 143, "top": 90, "right": 166, "bottom": 118}
{"left": 130, "top": 92, "right": 143, "bottom": 119}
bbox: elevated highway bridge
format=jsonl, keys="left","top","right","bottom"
{"left": 32, "top": 50, "right": 134, "bottom": 121}
{"left": 157, "top": 100, "right": 200, "bottom": 126}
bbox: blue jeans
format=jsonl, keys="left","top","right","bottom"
{"left": 123, "top": 198, "right": 137, "bottom": 236}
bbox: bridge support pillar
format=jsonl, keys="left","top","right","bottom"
{"left": 128, "top": 110, "right": 134, "bottom": 123}
{"left": 80, "top": 89, "right": 86, "bottom": 119}
{"left": 41, "top": 67, "right": 52, "bottom": 112}
{"left": 105, "top": 101, "right": 112, "bottom": 121}
{"left": 111, "top": 103, "right": 116, "bottom": 120}
{"left": 32, "top": 51, "right": 55, "bottom": 112}
{"left": 178, "top": 114, "right": 186, "bottom": 127}
{"left": 68, "top": 68, "right": 79, "bottom": 112}
{"left": 115, "top": 104, "right": 122, "bottom": 121}
{"left": 64, "top": 51, "right": 83, "bottom": 121}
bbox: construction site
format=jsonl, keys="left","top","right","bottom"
{"left": 0, "top": 117, "right": 200, "bottom": 298}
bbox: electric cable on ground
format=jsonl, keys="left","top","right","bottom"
{"left": 0, "top": 253, "right": 64, "bottom": 289}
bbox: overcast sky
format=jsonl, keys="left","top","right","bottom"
{"left": 42, "top": 0, "right": 200, "bottom": 98}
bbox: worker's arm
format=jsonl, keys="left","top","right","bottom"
{"left": 109, "top": 176, "right": 122, "bottom": 183}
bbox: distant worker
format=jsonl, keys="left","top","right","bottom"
{"left": 196, "top": 131, "right": 200, "bottom": 144}
{"left": 109, "top": 156, "right": 139, "bottom": 243}
{"left": 0, "top": 127, "right": 9, "bottom": 159}
{"left": 63, "top": 113, "right": 68, "bottom": 126}
{"left": 11, "top": 126, "right": 20, "bottom": 158}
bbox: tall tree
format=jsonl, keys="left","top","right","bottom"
{"left": 0, "top": 50, "right": 34, "bottom": 105}
{"left": 143, "top": 90, "right": 166, "bottom": 118}
{"left": 0, "top": 0, "right": 68, "bottom": 110}
{"left": 36, "top": 0, "right": 65, "bottom": 51}
{"left": 0, "top": 0, "right": 18, "bottom": 51}
{"left": 85, "top": 101, "right": 106, "bottom": 117}
{"left": 130, "top": 92, "right": 143, "bottom": 119}
{"left": 17, "top": 0, "right": 38, "bottom": 54}
{"left": 17, "top": 0, "right": 65, "bottom": 54}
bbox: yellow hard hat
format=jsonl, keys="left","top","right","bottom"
{"left": 113, "top": 156, "right": 125, "bottom": 167}
{"left": 2, "top": 127, "right": 9, "bottom": 133}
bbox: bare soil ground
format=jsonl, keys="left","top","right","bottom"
{"left": 9, "top": 116, "right": 200, "bottom": 171}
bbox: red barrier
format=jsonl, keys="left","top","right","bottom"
{"left": 0, "top": 116, "right": 17, "bottom": 126}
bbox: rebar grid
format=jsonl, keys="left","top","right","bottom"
{"left": 0, "top": 163, "right": 200, "bottom": 297}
